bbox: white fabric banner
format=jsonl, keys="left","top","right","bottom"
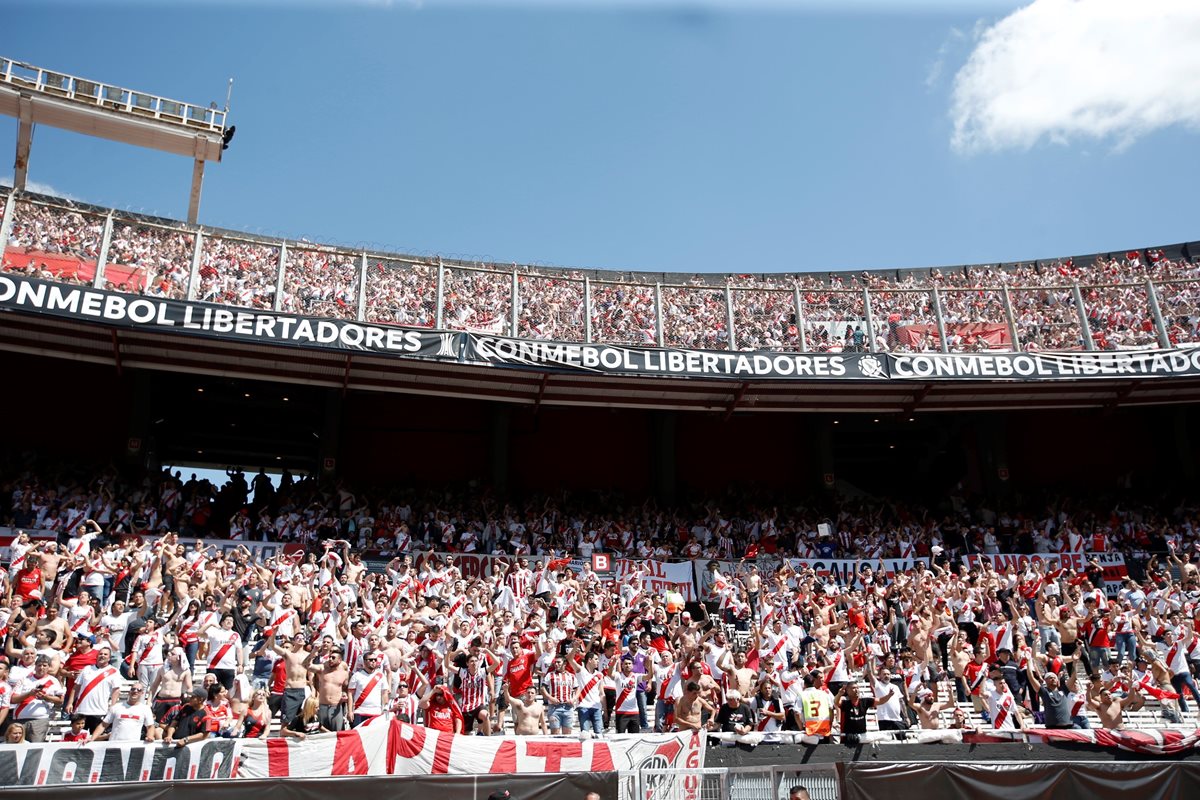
{"left": 0, "top": 738, "right": 240, "bottom": 787}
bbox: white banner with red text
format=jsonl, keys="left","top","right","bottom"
{"left": 962, "top": 551, "right": 1129, "bottom": 597}
{"left": 236, "top": 722, "right": 704, "bottom": 778}
{"left": 695, "top": 556, "right": 930, "bottom": 599}
{"left": 0, "top": 737, "right": 239, "bottom": 786}
{"left": 415, "top": 551, "right": 698, "bottom": 602}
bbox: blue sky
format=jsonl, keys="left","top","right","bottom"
{"left": 3, "top": 0, "right": 1198, "bottom": 274}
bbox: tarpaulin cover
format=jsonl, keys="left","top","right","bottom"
{"left": 0, "top": 771, "right": 616, "bottom": 800}
{"left": 844, "top": 762, "right": 1200, "bottom": 800}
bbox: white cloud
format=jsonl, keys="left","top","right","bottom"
{"left": 0, "top": 176, "right": 77, "bottom": 200}
{"left": 925, "top": 26, "right": 965, "bottom": 89}
{"left": 950, "top": 0, "right": 1200, "bottom": 153}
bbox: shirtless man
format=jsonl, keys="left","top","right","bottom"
{"left": 37, "top": 604, "right": 72, "bottom": 651}
{"left": 907, "top": 608, "right": 937, "bottom": 667}
{"left": 269, "top": 633, "right": 313, "bottom": 725}
{"left": 673, "top": 681, "right": 716, "bottom": 732}
{"left": 1088, "top": 682, "right": 1140, "bottom": 730}
{"left": 1054, "top": 606, "right": 1083, "bottom": 678}
{"left": 309, "top": 647, "right": 350, "bottom": 731}
{"left": 149, "top": 647, "right": 193, "bottom": 722}
{"left": 505, "top": 684, "right": 548, "bottom": 735}
{"left": 908, "top": 684, "right": 958, "bottom": 730}
{"left": 729, "top": 651, "right": 757, "bottom": 698}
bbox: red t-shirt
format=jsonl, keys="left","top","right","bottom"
{"left": 504, "top": 651, "right": 537, "bottom": 696}
{"left": 16, "top": 567, "right": 43, "bottom": 600}
{"left": 425, "top": 702, "right": 457, "bottom": 733}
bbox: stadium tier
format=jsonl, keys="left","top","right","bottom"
{"left": 2, "top": 188, "right": 1198, "bottom": 357}
{"left": 3, "top": 185, "right": 1200, "bottom": 796}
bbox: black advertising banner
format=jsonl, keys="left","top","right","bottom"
{"left": 844, "top": 762, "right": 1200, "bottom": 800}
{"left": 4, "top": 274, "right": 1200, "bottom": 382}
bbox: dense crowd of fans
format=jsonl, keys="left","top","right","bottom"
{"left": 2, "top": 461, "right": 1200, "bottom": 747}
{"left": 3, "top": 195, "right": 1197, "bottom": 352}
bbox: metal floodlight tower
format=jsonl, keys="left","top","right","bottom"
{"left": 0, "top": 56, "right": 233, "bottom": 224}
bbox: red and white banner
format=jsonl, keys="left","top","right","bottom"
{"left": 238, "top": 722, "right": 703, "bottom": 779}
{"left": 963, "top": 551, "right": 1129, "bottom": 596}
{"left": 966, "top": 727, "right": 1200, "bottom": 756}
{"left": 419, "top": 552, "right": 698, "bottom": 602}
{"left": 696, "top": 556, "right": 929, "bottom": 598}
{"left": 239, "top": 724, "right": 392, "bottom": 778}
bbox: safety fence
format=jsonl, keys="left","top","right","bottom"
{"left": 633, "top": 765, "right": 841, "bottom": 800}
{"left": 3, "top": 190, "right": 1198, "bottom": 355}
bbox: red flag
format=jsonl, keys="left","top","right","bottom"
{"left": 744, "top": 543, "right": 759, "bottom": 559}
{"left": 546, "top": 557, "right": 570, "bottom": 571}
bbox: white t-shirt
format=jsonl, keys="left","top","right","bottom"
{"left": 104, "top": 701, "right": 156, "bottom": 741}
{"left": 871, "top": 678, "right": 904, "bottom": 723}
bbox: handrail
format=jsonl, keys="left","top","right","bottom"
{"left": 0, "top": 55, "right": 226, "bottom": 133}
{"left": 2, "top": 188, "right": 1197, "bottom": 354}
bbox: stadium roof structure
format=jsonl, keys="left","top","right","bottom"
{"left": 4, "top": 309, "right": 1200, "bottom": 415}
{"left": 0, "top": 56, "right": 230, "bottom": 223}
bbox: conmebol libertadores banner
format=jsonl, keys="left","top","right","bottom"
{"left": 4, "top": 274, "right": 1200, "bottom": 381}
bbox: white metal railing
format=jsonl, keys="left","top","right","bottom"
{"left": 0, "top": 55, "right": 226, "bottom": 132}
{"left": 2, "top": 190, "right": 1198, "bottom": 354}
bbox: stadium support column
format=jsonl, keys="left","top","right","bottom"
{"left": 187, "top": 156, "right": 205, "bottom": 225}
{"left": 0, "top": 191, "right": 15, "bottom": 247}
{"left": 1001, "top": 286, "right": 1020, "bottom": 351}
{"left": 93, "top": 212, "right": 113, "bottom": 290}
{"left": 274, "top": 244, "right": 287, "bottom": 312}
{"left": 651, "top": 411, "right": 676, "bottom": 505}
{"left": 1073, "top": 281, "right": 1095, "bottom": 351}
{"left": 435, "top": 259, "right": 445, "bottom": 330}
{"left": 489, "top": 404, "right": 511, "bottom": 496}
{"left": 725, "top": 286, "right": 737, "bottom": 351}
{"left": 186, "top": 228, "right": 203, "bottom": 300}
{"left": 1174, "top": 408, "right": 1196, "bottom": 484}
{"left": 510, "top": 269, "right": 519, "bottom": 338}
{"left": 655, "top": 283, "right": 665, "bottom": 347}
{"left": 584, "top": 277, "right": 593, "bottom": 343}
{"left": 932, "top": 286, "right": 949, "bottom": 354}
{"left": 817, "top": 418, "right": 834, "bottom": 492}
{"left": 13, "top": 93, "right": 33, "bottom": 191}
{"left": 794, "top": 287, "right": 807, "bottom": 352}
{"left": 357, "top": 252, "right": 368, "bottom": 322}
{"left": 1145, "top": 278, "right": 1171, "bottom": 349}
{"left": 125, "top": 371, "right": 154, "bottom": 470}
{"left": 319, "top": 389, "right": 343, "bottom": 481}
{"left": 862, "top": 288, "right": 878, "bottom": 352}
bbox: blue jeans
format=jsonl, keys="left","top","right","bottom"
{"left": 577, "top": 706, "right": 603, "bottom": 735}
{"left": 636, "top": 690, "right": 647, "bottom": 730}
{"left": 183, "top": 641, "right": 199, "bottom": 671}
{"left": 1171, "top": 672, "right": 1200, "bottom": 713}
{"left": 1114, "top": 633, "right": 1136, "bottom": 666}
{"left": 548, "top": 703, "right": 574, "bottom": 731}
